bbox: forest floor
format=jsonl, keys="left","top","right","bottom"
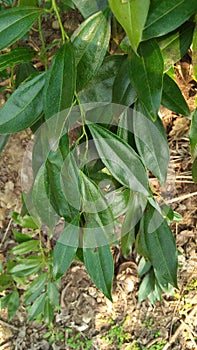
{"left": 0, "top": 9, "right": 197, "bottom": 350}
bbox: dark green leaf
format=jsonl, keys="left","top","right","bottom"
{"left": 138, "top": 269, "right": 155, "bottom": 303}
{"left": 81, "top": 171, "right": 115, "bottom": 246}
{"left": 19, "top": 0, "right": 37, "bottom": 6}
{"left": 193, "top": 21, "right": 197, "bottom": 81}
{"left": 47, "top": 281, "right": 59, "bottom": 306}
{"left": 129, "top": 40, "right": 164, "bottom": 120}
{"left": 84, "top": 238, "right": 114, "bottom": 301}
{"left": 11, "top": 212, "right": 39, "bottom": 229}
{"left": 133, "top": 101, "right": 170, "bottom": 184}
{"left": 9, "top": 256, "right": 43, "bottom": 277}
{"left": 138, "top": 257, "right": 151, "bottom": 277}
{"left": 44, "top": 298, "right": 54, "bottom": 325}
{"left": 45, "top": 147, "right": 79, "bottom": 221}
{"left": 109, "top": 0, "right": 150, "bottom": 53}
{"left": 88, "top": 123, "right": 149, "bottom": 196}
{"left": 32, "top": 164, "right": 59, "bottom": 228}
{"left": 112, "top": 57, "right": 137, "bottom": 106}
{"left": 192, "top": 157, "right": 197, "bottom": 183}
{"left": 105, "top": 187, "right": 130, "bottom": 218}
{"left": 10, "top": 240, "right": 40, "bottom": 255}
{"left": 44, "top": 42, "right": 76, "bottom": 120}
{"left": 0, "top": 7, "right": 43, "bottom": 50}
{"left": 143, "top": 0, "right": 197, "bottom": 40}
{"left": 71, "top": 10, "right": 111, "bottom": 91}
{"left": 27, "top": 292, "right": 47, "bottom": 322}
{"left": 162, "top": 73, "right": 190, "bottom": 116}
{"left": 15, "top": 62, "right": 38, "bottom": 88}
{"left": 140, "top": 204, "right": 178, "bottom": 288}
{"left": 117, "top": 108, "right": 135, "bottom": 148}
{"left": 59, "top": 150, "right": 81, "bottom": 215}
{"left": 121, "top": 229, "right": 135, "bottom": 258}
{"left": 158, "top": 22, "right": 195, "bottom": 72}
{"left": 189, "top": 109, "right": 197, "bottom": 158}
{"left": 53, "top": 216, "right": 79, "bottom": 279}
{"left": 7, "top": 290, "right": 20, "bottom": 320}
{"left": 0, "top": 134, "right": 9, "bottom": 154}
{"left": 12, "top": 231, "right": 33, "bottom": 243}
{"left": 79, "top": 55, "right": 125, "bottom": 103}
{"left": 0, "top": 73, "right": 45, "bottom": 134}
{"left": 73, "top": 0, "right": 108, "bottom": 18}
{"left": 60, "top": 0, "right": 75, "bottom": 9}
{"left": 122, "top": 192, "right": 147, "bottom": 235}
{"left": 0, "top": 47, "right": 35, "bottom": 72}
{"left": 0, "top": 274, "right": 13, "bottom": 292}
{"left": 24, "top": 273, "right": 47, "bottom": 304}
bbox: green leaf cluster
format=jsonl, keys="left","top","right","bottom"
{"left": 0, "top": 0, "right": 196, "bottom": 320}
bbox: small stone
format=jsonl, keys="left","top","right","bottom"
{"left": 52, "top": 20, "right": 60, "bottom": 30}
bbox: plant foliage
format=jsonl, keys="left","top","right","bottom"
{"left": 0, "top": 0, "right": 197, "bottom": 325}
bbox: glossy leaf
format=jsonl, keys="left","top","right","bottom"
{"left": 0, "top": 7, "right": 43, "bottom": 50}
{"left": 44, "top": 298, "right": 54, "bottom": 325}
{"left": 47, "top": 281, "right": 59, "bottom": 306}
{"left": 105, "top": 187, "right": 130, "bottom": 218}
{"left": 32, "top": 164, "right": 59, "bottom": 228}
{"left": 143, "top": 0, "right": 197, "bottom": 40}
{"left": 162, "top": 73, "right": 190, "bottom": 116}
{"left": 9, "top": 257, "right": 43, "bottom": 277}
{"left": 133, "top": 101, "right": 170, "bottom": 184}
{"left": 84, "top": 236, "right": 114, "bottom": 300}
{"left": 15, "top": 62, "right": 38, "bottom": 88}
{"left": 138, "top": 257, "right": 151, "bottom": 277}
{"left": 117, "top": 108, "right": 135, "bottom": 148}
{"left": 71, "top": 10, "right": 111, "bottom": 91}
{"left": 140, "top": 204, "right": 178, "bottom": 288}
{"left": 193, "top": 19, "right": 197, "bottom": 82}
{"left": 129, "top": 40, "right": 164, "bottom": 120}
{"left": 0, "top": 135, "right": 9, "bottom": 154}
{"left": 0, "top": 47, "right": 35, "bottom": 72}
{"left": 81, "top": 171, "right": 115, "bottom": 246}
{"left": 122, "top": 192, "right": 147, "bottom": 235}
{"left": 158, "top": 22, "right": 195, "bottom": 72}
{"left": 79, "top": 55, "right": 125, "bottom": 103}
{"left": 88, "top": 123, "right": 149, "bottom": 196}
{"left": 53, "top": 216, "right": 79, "bottom": 279}
{"left": 0, "top": 73, "right": 45, "bottom": 134}
{"left": 73, "top": 0, "right": 108, "bottom": 18}
{"left": 138, "top": 269, "right": 155, "bottom": 303}
{"left": 44, "top": 42, "right": 76, "bottom": 120}
{"left": 109, "top": 0, "right": 150, "bottom": 53}
{"left": 24, "top": 273, "right": 47, "bottom": 304}
{"left": 12, "top": 231, "right": 32, "bottom": 243}
{"left": 10, "top": 240, "right": 40, "bottom": 255}
{"left": 27, "top": 292, "right": 47, "bottom": 322}
{"left": 45, "top": 147, "right": 78, "bottom": 221}
{"left": 121, "top": 229, "right": 135, "bottom": 258}
{"left": 112, "top": 58, "right": 137, "bottom": 106}
{"left": 59, "top": 150, "right": 81, "bottom": 215}
{"left": 189, "top": 109, "right": 197, "bottom": 158}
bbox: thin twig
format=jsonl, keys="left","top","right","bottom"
{"left": 0, "top": 318, "right": 18, "bottom": 331}
{"left": 166, "top": 191, "right": 197, "bottom": 204}
{"left": 0, "top": 218, "right": 12, "bottom": 249}
{"left": 163, "top": 305, "right": 197, "bottom": 350}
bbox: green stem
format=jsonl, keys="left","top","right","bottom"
{"left": 52, "top": 0, "right": 69, "bottom": 43}
{"left": 38, "top": 16, "right": 48, "bottom": 70}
